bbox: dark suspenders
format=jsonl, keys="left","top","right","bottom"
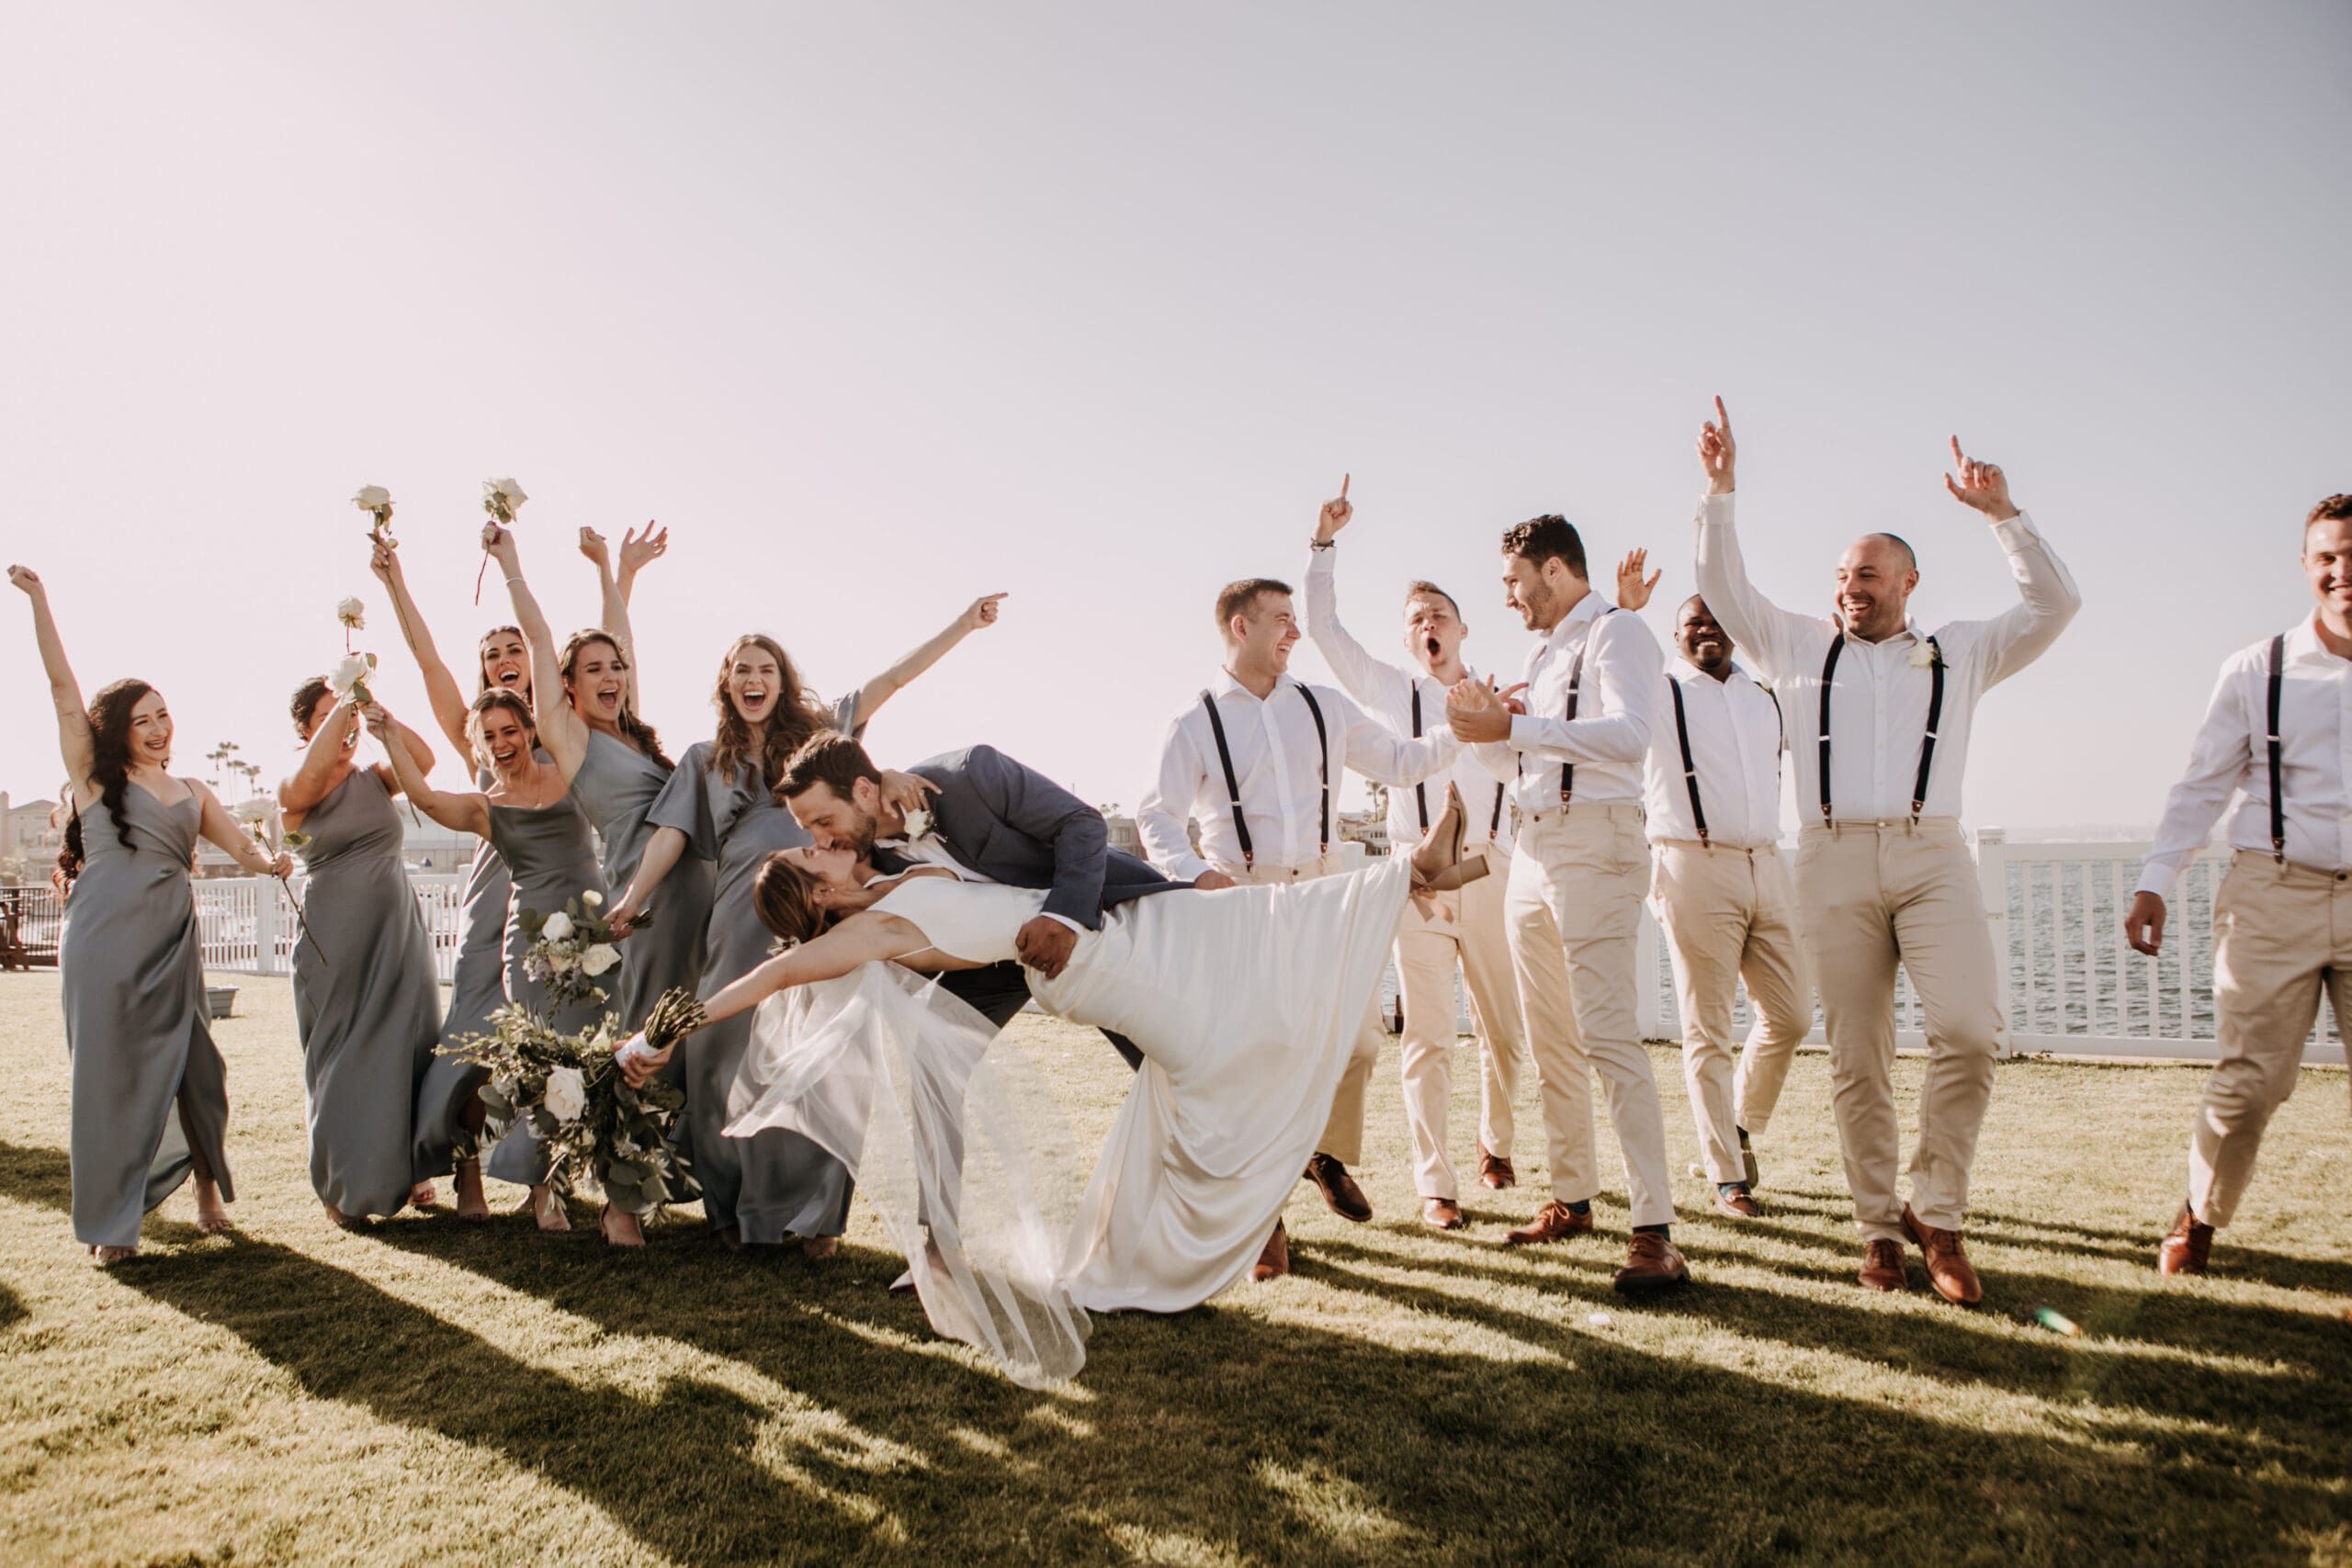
{"left": 1413, "top": 682, "right": 1508, "bottom": 839}
{"left": 1668, "top": 678, "right": 1708, "bottom": 845}
{"left": 1199, "top": 682, "right": 1329, "bottom": 871}
{"left": 2267, "top": 632, "right": 2287, "bottom": 863}
{"left": 1558, "top": 608, "right": 1616, "bottom": 806}
{"left": 1817, "top": 633, "right": 1944, "bottom": 825}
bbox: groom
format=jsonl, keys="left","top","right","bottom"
{"left": 779, "top": 729, "right": 1182, "bottom": 1065}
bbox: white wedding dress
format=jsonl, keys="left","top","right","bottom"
{"left": 724, "top": 855, "right": 1416, "bottom": 1385}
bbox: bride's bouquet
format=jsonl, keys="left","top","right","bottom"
{"left": 518, "top": 891, "right": 637, "bottom": 1013}
{"left": 441, "top": 904, "right": 691, "bottom": 1214}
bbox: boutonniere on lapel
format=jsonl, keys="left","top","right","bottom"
{"left": 1908, "top": 641, "right": 1940, "bottom": 670}
{"left": 900, "top": 807, "right": 936, "bottom": 842}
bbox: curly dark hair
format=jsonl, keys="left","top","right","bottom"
{"left": 1499, "top": 514, "right": 1587, "bottom": 579}
{"left": 289, "top": 675, "right": 334, "bottom": 737}
{"left": 85, "top": 679, "right": 156, "bottom": 854}
{"left": 559, "top": 630, "right": 672, "bottom": 772}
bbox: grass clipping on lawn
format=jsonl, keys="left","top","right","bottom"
{"left": 0, "top": 972, "right": 2346, "bottom": 1565}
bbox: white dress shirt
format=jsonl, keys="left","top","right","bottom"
{"left": 2136, "top": 615, "right": 2352, "bottom": 897}
{"left": 1692, "top": 491, "right": 2081, "bottom": 823}
{"left": 1474, "top": 590, "right": 1662, "bottom": 818}
{"left": 1644, "top": 660, "right": 1785, "bottom": 848}
{"left": 1302, "top": 545, "right": 1513, "bottom": 855}
{"left": 1138, "top": 669, "right": 1459, "bottom": 882}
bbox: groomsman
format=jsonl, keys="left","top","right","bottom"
{"left": 1301, "top": 479, "right": 1530, "bottom": 1230}
{"left": 1644, "top": 593, "right": 1811, "bottom": 1219}
{"left": 1691, "top": 399, "right": 2081, "bottom": 1304}
{"left": 2124, "top": 493, "right": 2352, "bottom": 1277}
{"left": 1136, "top": 526, "right": 1458, "bottom": 1274}
{"left": 1446, "top": 515, "right": 1691, "bottom": 1292}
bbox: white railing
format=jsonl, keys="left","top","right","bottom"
{"left": 190, "top": 836, "right": 2342, "bottom": 1066}
{"left": 198, "top": 872, "right": 468, "bottom": 982}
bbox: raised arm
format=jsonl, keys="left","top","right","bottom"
{"left": 7, "top": 567, "right": 96, "bottom": 791}
{"left": 1689, "top": 398, "right": 1819, "bottom": 680}
{"left": 192, "top": 784, "right": 295, "bottom": 877}
{"left": 1940, "top": 437, "right": 2083, "bottom": 685}
{"left": 365, "top": 704, "right": 490, "bottom": 839}
{"left": 1301, "top": 477, "right": 1413, "bottom": 712}
{"left": 487, "top": 525, "right": 587, "bottom": 780}
{"left": 371, "top": 542, "right": 474, "bottom": 758}
{"left": 853, "top": 592, "right": 1007, "bottom": 724}
{"left": 582, "top": 523, "right": 668, "bottom": 711}
{"left": 279, "top": 697, "right": 363, "bottom": 818}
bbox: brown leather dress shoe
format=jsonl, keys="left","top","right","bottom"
{"left": 1305, "top": 1154, "right": 1373, "bottom": 1223}
{"left": 1503, "top": 1200, "right": 1594, "bottom": 1247}
{"left": 1421, "top": 1197, "right": 1466, "bottom": 1231}
{"left": 2157, "top": 1208, "right": 2213, "bottom": 1276}
{"left": 1253, "top": 1219, "right": 1290, "bottom": 1282}
{"left": 1711, "top": 1186, "right": 1761, "bottom": 1219}
{"left": 1858, "top": 1238, "right": 1908, "bottom": 1292}
{"left": 1478, "top": 1145, "right": 1516, "bottom": 1190}
{"left": 1611, "top": 1232, "right": 1691, "bottom": 1293}
{"left": 1901, "top": 1205, "right": 1983, "bottom": 1306}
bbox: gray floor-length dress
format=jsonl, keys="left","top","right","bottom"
{"left": 288, "top": 767, "right": 443, "bottom": 1218}
{"left": 59, "top": 783, "right": 234, "bottom": 1248}
{"left": 648, "top": 695, "right": 860, "bottom": 1244}
{"left": 572, "top": 729, "right": 713, "bottom": 1031}
{"left": 412, "top": 767, "right": 510, "bottom": 1180}
{"left": 480, "top": 794, "right": 610, "bottom": 1187}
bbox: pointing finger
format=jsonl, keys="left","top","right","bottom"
{"left": 1713, "top": 396, "right": 1731, "bottom": 436}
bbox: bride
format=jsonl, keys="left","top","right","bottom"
{"left": 616, "top": 769, "right": 1487, "bottom": 1385}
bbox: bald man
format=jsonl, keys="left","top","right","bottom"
{"left": 1691, "top": 400, "right": 2081, "bottom": 1305}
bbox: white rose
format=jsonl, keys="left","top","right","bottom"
{"left": 540, "top": 910, "right": 575, "bottom": 942}
{"left": 329, "top": 653, "right": 373, "bottom": 698}
{"left": 232, "top": 797, "right": 273, "bottom": 825}
{"left": 352, "top": 485, "right": 391, "bottom": 512}
{"left": 336, "top": 596, "right": 366, "bottom": 630}
{"left": 484, "top": 477, "right": 528, "bottom": 511}
{"left": 582, "top": 942, "right": 621, "bottom": 977}
{"left": 902, "top": 807, "right": 933, "bottom": 840}
{"left": 546, "top": 948, "right": 576, "bottom": 973}
{"left": 1908, "top": 642, "right": 1938, "bottom": 669}
{"left": 542, "top": 1066, "right": 586, "bottom": 1122}
{"left": 580, "top": 889, "right": 603, "bottom": 908}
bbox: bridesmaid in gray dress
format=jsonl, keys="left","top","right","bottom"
{"left": 609, "top": 593, "right": 1005, "bottom": 1256}
{"left": 374, "top": 540, "right": 539, "bottom": 1224}
{"left": 277, "top": 681, "right": 445, "bottom": 1225}
{"left": 372, "top": 687, "right": 620, "bottom": 1240}
{"left": 10, "top": 564, "right": 295, "bottom": 1263}
{"left": 488, "top": 523, "right": 712, "bottom": 1033}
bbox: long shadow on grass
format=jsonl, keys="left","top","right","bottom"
{"left": 9, "top": 1141, "right": 2349, "bottom": 1564}
{"left": 364, "top": 1187, "right": 2352, "bottom": 1564}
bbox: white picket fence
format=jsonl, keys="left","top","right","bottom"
{"left": 193, "top": 835, "right": 2342, "bottom": 1066}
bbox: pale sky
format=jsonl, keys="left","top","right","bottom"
{"left": 3, "top": 4, "right": 2346, "bottom": 834}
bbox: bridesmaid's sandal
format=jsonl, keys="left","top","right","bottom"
{"left": 800, "top": 1235, "right": 839, "bottom": 1261}
{"left": 1410, "top": 784, "right": 1490, "bottom": 894}
{"left": 454, "top": 1160, "right": 491, "bottom": 1222}
{"left": 529, "top": 1185, "right": 571, "bottom": 1233}
{"left": 599, "top": 1207, "right": 646, "bottom": 1248}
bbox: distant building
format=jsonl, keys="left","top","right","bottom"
{"left": 2, "top": 794, "right": 64, "bottom": 885}
{"left": 1101, "top": 810, "right": 1143, "bottom": 858}
{"left": 1339, "top": 809, "right": 1389, "bottom": 855}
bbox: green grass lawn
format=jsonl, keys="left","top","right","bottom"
{"left": 1, "top": 973, "right": 2346, "bottom": 1566}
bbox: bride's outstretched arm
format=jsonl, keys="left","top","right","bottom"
{"left": 616, "top": 910, "right": 927, "bottom": 1083}
{"left": 852, "top": 592, "right": 1006, "bottom": 723}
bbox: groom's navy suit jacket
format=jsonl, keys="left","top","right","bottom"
{"left": 883, "top": 745, "right": 1185, "bottom": 929}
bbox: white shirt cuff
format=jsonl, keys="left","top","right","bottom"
{"left": 1041, "top": 912, "right": 1086, "bottom": 935}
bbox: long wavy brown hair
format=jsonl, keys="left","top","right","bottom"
{"left": 708, "top": 634, "right": 828, "bottom": 793}
{"left": 84, "top": 679, "right": 157, "bottom": 854}
{"left": 466, "top": 687, "right": 539, "bottom": 771}
{"left": 476, "top": 624, "right": 527, "bottom": 697}
{"left": 559, "top": 630, "right": 671, "bottom": 772}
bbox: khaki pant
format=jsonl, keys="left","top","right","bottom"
{"left": 1652, "top": 840, "right": 1811, "bottom": 1184}
{"left": 2190, "top": 852, "right": 2352, "bottom": 1227}
{"left": 1503, "top": 804, "right": 1675, "bottom": 1228}
{"left": 1796, "top": 819, "right": 2001, "bottom": 1241}
{"left": 1217, "top": 856, "right": 1387, "bottom": 1168}
{"left": 1395, "top": 853, "right": 1525, "bottom": 1201}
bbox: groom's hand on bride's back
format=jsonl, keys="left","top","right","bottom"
{"left": 1014, "top": 916, "right": 1077, "bottom": 979}
{"left": 1192, "top": 870, "right": 1237, "bottom": 891}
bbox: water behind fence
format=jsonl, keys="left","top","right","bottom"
{"left": 6, "top": 835, "right": 2337, "bottom": 1066}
